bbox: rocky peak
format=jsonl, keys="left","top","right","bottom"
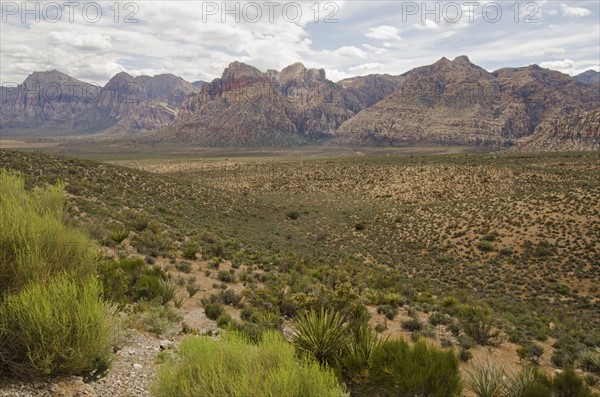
{"left": 221, "top": 62, "right": 264, "bottom": 80}
{"left": 278, "top": 62, "right": 326, "bottom": 88}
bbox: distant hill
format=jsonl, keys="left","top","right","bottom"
{"left": 575, "top": 70, "right": 600, "bottom": 85}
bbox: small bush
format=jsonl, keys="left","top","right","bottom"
{"left": 477, "top": 240, "right": 494, "bottom": 252}
{"left": 517, "top": 343, "right": 544, "bottom": 365}
{"left": 402, "top": 317, "right": 423, "bottom": 332}
{"left": 377, "top": 304, "right": 398, "bottom": 320}
{"left": 459, "top": 348, "right": 473, "bottom": 362}
{"left": 553, "top": 368, "right": 594, "bottom": 397}
{"left": 180, "top": 241, "right": 198, "bottom": 259}
{"left": 458, "top": 304, "right": 502, "bottom": 346}
{"left": 219, "top": 289, "right": 242, "bottom": 306}
{"left": 204, "top": 302, "right": 224, "bottom": 321}
{"left": 216, "top": 312, "right": 234, "bottom": 328}
{"left": 286, "top": 211, "right": 300, "bottom": 220}
{"left": 174, "top": 262, "right": 192, "bottom": 273}
{"left": 128, "top": 302, "right": 181, "bottom": 335}
{"left": 218, "top": 270, "right": 234, "bottom": 283}
{"left": 186, "top": 283, "right": 200, "bottom": 298}
{"left": 0, "top": 275, "right": 114, "bottom": 379}
{"left": 151, "top": 331, "right": 344, "bottom": 397}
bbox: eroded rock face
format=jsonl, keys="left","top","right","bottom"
{"left": 517, "top": 109, "right": 600, "bottom": 152}
{"left": 158, "top": 61, "right": 384, "bottom": 145}
{"left": 0, "top": 70, "right": 99, "bottom": 130}
{"left": 334, "top": 56, "right": 599, "bottom": 147}
{"left": 338, "top": 74, "right": 404, "bottom": 108}
{"left": 0, "top": 71, "right": 197, "bottom": 133}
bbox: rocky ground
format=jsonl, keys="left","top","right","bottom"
{"left": 0, "top": 330, "right": 172, "bottom": 397}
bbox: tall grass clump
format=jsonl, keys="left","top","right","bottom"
{"left": 0, "top": 169, "right": 99, "bottom": 294}
{"left": 0, "top": 275, "right": 114, "bottom": 379}
{"left": 151, "top": 331, "right": 345, "bottom": 397}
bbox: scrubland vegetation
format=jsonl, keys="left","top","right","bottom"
{"left": 0, "top": 148, "right": 598, "bottom": 395}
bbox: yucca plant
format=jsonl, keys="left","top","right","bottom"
{"left": 466, "top": 362, "right": 505, "bottom": 397}
{"left": 290, "top": 307, "right": 348, "bottom": 368}
{"left": 503, "top": 365, "right": 535, "bottom": 397}
{"left": 108, "top": 225, "right": 129, "bottom": 244}
{"left": 340, "top": 321, "right": 382, "bottom": 386}
{"left": 158, "top": 276, "right": 176, "bottom": 305}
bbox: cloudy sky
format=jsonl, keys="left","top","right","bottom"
{"left": 1, "top": 1, "right": 598, "bottom": 85}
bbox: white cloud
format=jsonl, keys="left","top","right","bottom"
{"left": 333, "top": 46, "right": 366, "bottom": 58}
{"left": 365, "top": 25, "right": 402, "bottom": 40}
{"left": 561, "top": 4, "right": 591, "bottom": 17}
{"left": 47, "top": 32, "right": 112, "bottom": 51}
{"left": 349, "top": 63, "right": 384, "bottom": 72}
{"left": 540, "top": 59, "right": 575, "bottom": 69}
{"left": 362, "top": 44, "right": 387, "bottom": 54}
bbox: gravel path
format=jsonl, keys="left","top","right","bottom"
{"left": 0, "top": 330, "right": 170, "bottom": 397}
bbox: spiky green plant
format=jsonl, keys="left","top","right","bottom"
{"left": 290, "top": 307, "right": 348, "bottom": 368}
{"left": 339, "top": 321, "right": 382, "bottom": 386}
{"left": 503, "top": 365, "right": 536, "bottom": 397}
{"left": 466, "top": 362, "right": 505, "bottom": 397}
{"left": 158, "top": 276, "right": 176, "bottom": 305}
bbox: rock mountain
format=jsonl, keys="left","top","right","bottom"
{"left": 0, "top": 71, "right": 197, "bottom": 133}
{"left": 1, "top": 57, "right": 598, "bottom": 151}
{"left": 335, "top": 56, "right": 599, "bottom": 148}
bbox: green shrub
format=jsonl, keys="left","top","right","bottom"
{"left": 286, "top": 211, "right": 300, "bottom": 220}
{"left": 517, "top": 343, "right": 544, "bottom": 365}
{"left": 219, "top": 289, "right": 242, "bottom": 306}
{"left": 0, "top": 169, "right": 99, "bottom": 294}
{"left": 218, "top": 270, "right": 234, "bottom": 283}
{"left": 151, "top": 331, "right": 344, "bottom": 397}
{"left": 290, "top": 307, "right": 348, "bottom": 368}
{"left": 458, "top": 304, "right": 503, "bottom": 346}
{"left": 131, "top": 229, "right": 172, "bottom": 257}
{"left": 0, "top": 275, "right": 114, "bottom": 379}
{"left": 477, "top": 240, "right": 494, "bottom": 252}
{"left": 186, "top": 283, "right": 200, "bottom": 297}
{"left": 127, "top": 301, "right": 181, "bottom": 335}
{"left": 459, "top": 348, "right": 473, "bottom": 362}
{"left": 376, "top": 304, "right": 398, "bottom": 320}
{"left": 204, "top": 302, "right": 224, "bottom": 321}
{"left": 358, "top": 339, "right": 461, "bottom": 396}
{"left": 553, "top": 368, "right": 595, "bottom": 397}
{"left": 97, "top": 258, "right": 145, "bottom": 303}
{"left": 402, "top": 317, "right": 423, "bottom": 332}
{"left": 174, "top": 262, "right": 192, "bottom": 273}
{"left": 180, "top": 241, "right": 198, "bottom": 259}
{"left": 216, "top": 313, "right": 234, "bottom": 328}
